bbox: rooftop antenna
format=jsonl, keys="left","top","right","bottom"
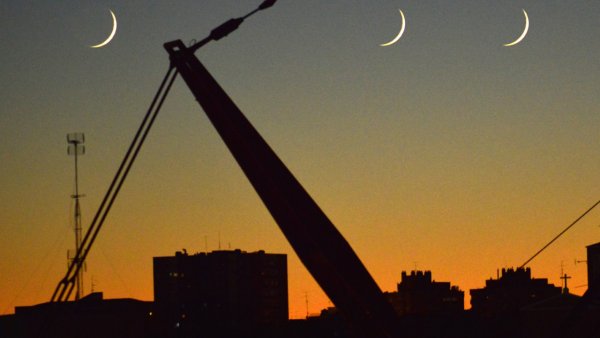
{"left": 67, "top": 132, "right": 85, "bottom": 300}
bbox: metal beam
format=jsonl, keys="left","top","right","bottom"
{"left": 165, "top": 39, "right": 400, "bottom": 338}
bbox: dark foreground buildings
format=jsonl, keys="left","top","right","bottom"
{"left": 468, "top": 257, "right": 600, "bottom": 338}
{"left": 587, "top": 241, "right": 600, "bottom": 293}
{"left": 470, "top": 267, "right": 562, "bottom": 317}
{"left": 386, "top": 270, "right": 464, "bottom": 316}
{"left": 4, "top": 244, "right": 600, "bottom": 337}
{"left": 1, "top": 249, "right": 288, "bottom": 338}
{"left": 153, "top": 249, "right": 288, "bottom": 337}
{"left": 0, "top": 292, "right": 152, "bottom": 338}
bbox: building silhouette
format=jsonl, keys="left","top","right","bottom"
{"left": 587, "top": 242, "right": 600, "bottom": 293}
{"left": 470, "top": 267, "right": 561, "bottom": 317}
{"left": 5, "top": 242, "right": 600, "bottom": 338}
{"left": 153, "top": 249, "right": 288, "bottom": 337}
{"left": 518, "top": 243, "right": 600, "bottom": 338}
{"left": 1, "top": 292, "right": 152, "bottom": 338}
{"left": 385, "top": 270, "right": 464, "bottom": 316}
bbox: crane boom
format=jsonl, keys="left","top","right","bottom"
{"left": 165, "top": 39, "right": 400, "bottom": 338}
{"left": 51, "top": 2, "right": 402, "bottom": 335}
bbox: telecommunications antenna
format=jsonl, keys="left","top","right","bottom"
{"left": 67, "top": 132, "right": 85, "bottom": 300}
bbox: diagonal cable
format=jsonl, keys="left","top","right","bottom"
{"left": 52, "top": 66, "right": 178, "bottom": 301}
{"left": 520, "top": 199, "right": 600, "bottom": 268}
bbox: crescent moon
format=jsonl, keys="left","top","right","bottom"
{"left": 504, "top": 9, "right": 529, "bottom": 47}
{"left": 90, "top": 9, "right": 117, "bottom": 48}
{"left": 380, "top": 9, "right": 406, "bottom": 47}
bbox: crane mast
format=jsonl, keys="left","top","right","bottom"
{"left": 164, "top": 38, "right": 400, "bottom": 338}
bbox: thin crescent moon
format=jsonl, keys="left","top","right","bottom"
{"left": 504, "top": 9, "right": 529, "bottom": 47}
{"left": 90, "top": 9, "right": 117, "bottom": 48}
{"left": 380, "top": 9, "right": 406, "bottom": 47}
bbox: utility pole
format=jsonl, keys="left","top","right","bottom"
{"left": 67, "top": 132, "right": 85, "bottom": 300}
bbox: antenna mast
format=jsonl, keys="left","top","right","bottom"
{"left": 67, "top": 132, "right": 85, "bottom": 300}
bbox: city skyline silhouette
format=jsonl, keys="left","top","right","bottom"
{"left": 4, "top": 246, "right": 600, "bottom": 337}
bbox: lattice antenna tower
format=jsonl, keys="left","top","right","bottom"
{"left": 67, "top": 132, "right": 85, "bottom": 300}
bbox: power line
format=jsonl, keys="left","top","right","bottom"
{"left": 520, "top": 199, "right": 600, "bottom": 268}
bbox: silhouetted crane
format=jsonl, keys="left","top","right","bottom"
{"left": 51, "top": 2, "right": 401, "bottom": 337}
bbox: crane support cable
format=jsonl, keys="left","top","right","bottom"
{"left": 51, "top": 0, "right": 277, "bottom": 302}
{"left": 520, "top": 198, "right": 600, "bottom": 268}
{"left": 51, "top": 66, "right": 179, "bottom": 302}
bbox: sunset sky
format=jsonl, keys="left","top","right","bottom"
{"left": 1, "top": 1, "right": 599, "bottom": 319}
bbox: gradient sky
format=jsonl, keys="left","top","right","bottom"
{"left": 1, "top": 1, "right": 599, "bottom": 319}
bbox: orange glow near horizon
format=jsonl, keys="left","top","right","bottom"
{"left": 1, "top": 201, "right": 596, "bottom": 319}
